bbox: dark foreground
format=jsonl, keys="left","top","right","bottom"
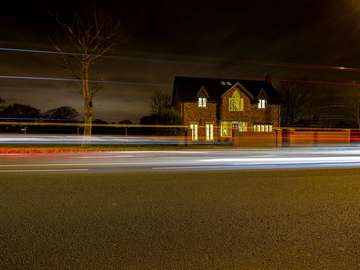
{"left": 1, "top": 169, "right": 360, "bottom": 269}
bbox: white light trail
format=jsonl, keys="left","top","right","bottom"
{"left": 0, "top": 75, "right": 166, "bottom": 86}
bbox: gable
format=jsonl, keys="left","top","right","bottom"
{"left": 257, "top": 88, "right": 268, "bottom": 100}
{"left": 197, "top": 85, "right": 209, "bottom": 98}
{"left": 221, "top": 82, "right": 254, "bottom": 100}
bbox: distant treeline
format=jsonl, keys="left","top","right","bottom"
{"left": 0, "top": 99, "right": 135, "bottom": 135}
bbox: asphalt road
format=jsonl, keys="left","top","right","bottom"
{"left": 1, "top": 169, "right": 360, "bottom": 269}
{"left": 2, "top": 146, "right": 360, "bottom": 173}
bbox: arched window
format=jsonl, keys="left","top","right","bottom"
{"left": 229, "top": 90, "right": 244, "bottom": 111}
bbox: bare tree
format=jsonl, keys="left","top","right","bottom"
{"left": 279, "top": 82, "right": 315, "bottom": 126}
{"left": 151, "top": 91, "right": 172, "bottom": 114}
{"left": 53, "top": 9, "right": 120, "bottom": 136}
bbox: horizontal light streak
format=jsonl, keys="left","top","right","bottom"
{"left": 1, "top": 153, "right": 360, "bottom": 167}
{"left": 0, "top": 75, "right": 166, "bottom": 86}
{"left": 1, "top": 47, "right": 360, "bottom": 73}
{"left": 3, "top": 147, "right": 360, "bottom": 172}
{"left": 0, "top": 168, "right": 88, "bottom": 173}
{"left": 200, "top": 156, "right": 360, "bottom": 164}
{"left": 0, "top": 121, "right": 186, "bottom": 128}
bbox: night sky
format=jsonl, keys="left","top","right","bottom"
{"left": 1, "top": 0, "right": 360, "bottom": 122}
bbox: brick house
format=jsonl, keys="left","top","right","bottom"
{"left": 172, "top": 75, "right": 282, "bottom": 142}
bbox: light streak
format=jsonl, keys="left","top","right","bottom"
{"left": 200, "top": 156, "right": 360, "bottom": 164}
{"left": 0, "top": 75, "right": 166, "bottom": 86}
{"left": 0, "top": 169, "right": 89, "bottom": 173}
{"left": 0, "top": 121, "right": 186, "bottom": 128}
{"left": 1, "top": 47, "right": 360, "bottom": 72}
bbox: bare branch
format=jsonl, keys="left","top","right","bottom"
{"left": 52, "top": 7, "right": 121, "bottom": 136}
{"left": 49, "top": 38, "right": 81, "bottom": 80}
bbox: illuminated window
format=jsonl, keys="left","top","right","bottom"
{"left": 190, "top": 124, "right": 198, "bottom": 141}
{"left": 253, "top": 124, "right": 273, "bottom": 132}
{"left": 258, "top": 99, "right": 266, "bottom": 109}
{"left": 226, "top": 81, "right": 232, "bottom": 86}
{"left": 229, "top": 90, "right": 244, "bottom": 111}
{"left": 206, "top": 123, "right": 214, "bottom": 141}
{"left": 221, "top": 121, "right": 232, "bottom": 137}
{"left": 221, "top": 81, "right": 226, "bottom": 86}
{"left": 239, "top": 121, "right": 248, "bottom": 132}
{"left": 198, "top": 97, "right": 207, "bottom": 107}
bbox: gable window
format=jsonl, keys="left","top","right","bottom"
{"left": 198, "top": 97, "right": 207, "bottom": 107}
{"left": 258, "top": 99, "right": 266, "bottom": 109}
{"left": 229, "top": 90, "right": 244, "bottom": 111}
{"left": 197, "top": 86, "right": 209, "bottom": 108}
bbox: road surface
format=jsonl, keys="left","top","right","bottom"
{"left": 1, "top": 168, "right": 360, "bottom": 269}
{"left": 1, "top": 147, "right": 360, "bottom": 269}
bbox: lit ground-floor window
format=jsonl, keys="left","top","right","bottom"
{"left": 253, "top": 124, "right": 273, "bottom": 132}
{"left": 238, "top": 121, "right": 248, "bottom": 132}
{"left": 221, "top": 121, "right": 232, "bottom": 137}
{"left": 190, "top": 123, "right": 198, "bottom": 141}
{"left": 205, "top": 123, "right": 214, "bottom": 141}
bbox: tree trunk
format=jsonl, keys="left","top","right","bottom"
{"left": 83, "top": 97, "right": 93, "bottom": 136}
{"left": 82, "top": 58, "right": 92, "bottom": 136}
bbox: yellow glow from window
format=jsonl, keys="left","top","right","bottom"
{"left": 221, "top": 121, "right": 232, "bottom": 137}
{"left": 229, "top": 90, "right": 244, "bottom": 111}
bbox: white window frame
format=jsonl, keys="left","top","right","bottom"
{"left": 238, "top": 121, "right": 248, "bottom": 132}
{"left": 190, "top": 124, "right": 198, "bottom": 141}
{"left": 258, "top": 99, "right": 266, "bottom": 109}
{"left": 205, "top": 123, "right": 214, "bottom": 141}
{"left": 253, "top": 124, "right": 273, "bottom": 133}
{"left": 198, "top": 97, "right": 207, "bottom": 107}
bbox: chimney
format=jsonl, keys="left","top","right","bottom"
{"left": 265, "top": 73, "right": 272, "bottom": 84}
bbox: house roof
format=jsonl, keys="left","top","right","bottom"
{"left": 172, "top": 76, "right": 282, "bottom": 105}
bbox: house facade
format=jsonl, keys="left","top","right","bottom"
{"left": 172, "top": 75, "right": 281, "bottom": 142}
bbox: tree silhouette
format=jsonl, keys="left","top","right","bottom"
{"left": 53, "top": 7, "right": 121, "bottom": 136}
{"left": 43, "top": 106, "right": 79, "bottom": 121}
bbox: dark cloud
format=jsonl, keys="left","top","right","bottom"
{"left": 1, "top": 0, "right": 360, "bottom": 121}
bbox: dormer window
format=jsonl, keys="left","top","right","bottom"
{"left": 258, "top": 99, "right": 266, "bottom": 109}
{"left": 197, "top": 86, "right": 209, "bottom": 108}
{"left": 198, "top": 97, "right": 207, "bottom": 107}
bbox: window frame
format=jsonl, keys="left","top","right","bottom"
{"left": 205, "top": 123, "right": 214, "bottom": 141}
{"left": 198, "top": 97, "right": 207, "bottom": 108}
{"left": 220, "top": 121, "right": 232, "bottom": 137}
{"left": 253, "top": 124, "right": 273, "bottom": 133}
{"left": 257, "top": 98, "right": 266, "bottom": 109}
{"left": 190, "top": 123, "right": 198, "bottom": 141}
